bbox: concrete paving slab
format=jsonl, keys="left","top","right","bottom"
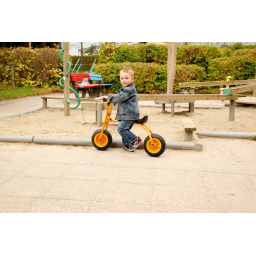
{"left": 64, "top": 165, "right": 113, "bottom": 181}
{"left": 151, "top": 206, "right": 214, "bottom": 213}
{"left": 96, "top": 183, "right": 154, "bottom": 206}
{"left": 155, "top": 169, "right": 205, "bottom": 188}
{"left": 107, "top": 167, "right": 156, "bottom": 185}
{"left": 0, "top": 161, "right": 30, "bottom": 176}
{"left": 208, "top": 188, "right": 256, "bottom": 213}
{"left": 44, "top": 179, "right": 104, "bottom": 201}
{"left": 89, "top": 202, "right": 152, "bottom": 213}
{"left": 26, "top": 198, "right": 93, "bottom": 213}
{"left": 202, "top": 172, "right": 254, "bottom": 190}
{"left": 18, "top": 162, "right": 73, "bottom": 178}
{"left": 153, "top": 185, "right": 213, "bottom": 211}
{"left": 0, "top": 175, "right": 12, "bottom": 186}
{"left": 0, "top": 176, "right": 57, "bottom": 198}
{"left": 77, "top": 148, "right": 120, "bottom": 166}
{"left": 0, "top": 196, "right": 37, "bottom": 213}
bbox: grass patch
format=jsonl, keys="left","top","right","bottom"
{"left": 251, "top": 136, "right": 256, "bottom": 141}
{"left": 0, "top": 86, "right": 64, "bottom": 101}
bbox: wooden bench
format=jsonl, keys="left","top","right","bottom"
{"left": 70, "top": 73, "right": 113, "bottom": 98}
{"left": 181, "top": 118, "right": 197, "bottom": 142}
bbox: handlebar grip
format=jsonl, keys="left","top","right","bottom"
{"left": 103, "top": 98, "right": 107, "bottom": 102}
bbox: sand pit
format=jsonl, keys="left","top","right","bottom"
{"left": 1, "top": 100, "right": 256, "bottom": 142}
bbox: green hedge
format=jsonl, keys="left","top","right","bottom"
{"left": 176, "top": 45, "right": 222, "bottom": 68}
{"left": 99, "top": 44, "right": 222, "bottom": 67}
{"left": 99, "top": 44, "right": 168, "bottom": 64}
{"left": 233, "top": 49, "right": 256, "bottom": 59}
{"left": 207, "top": 56, "right": 256, "bottom": 81}
{"left": 71, "top": 55, "right": 98, "bottom": 65}
{"left": 94, "top": 63, "right": 206, "bottom": 93}
{"left": 0, "top": 47, "right": 67, "bottom": 88}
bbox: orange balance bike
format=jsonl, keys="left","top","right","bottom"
{"left": 91, "top": 98, "right": 166, "bottom": 157}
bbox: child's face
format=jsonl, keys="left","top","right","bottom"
{"left": 120, "top": 71, "right": 134, "bottom": 87}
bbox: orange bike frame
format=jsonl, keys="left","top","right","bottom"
{"left": 100, "top": 100, "right": 154, "bottom": 144}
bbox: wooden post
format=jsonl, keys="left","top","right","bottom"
{"left": 229, "top": 100, "right": 236, "bottom": 121}
{"left": 167, "top": 43, "right": 172, "bottom": 95}
{"left": 11, "top": 65, "right": 15, "bottom": 88}
{"left": 97, "top": 103, "right": 102, "bottom": 127}
{"left": 162, "top": 104, "right": 165, "bottom": 113}
{"left": 189, "top": 87, "right": 195, "bottom": 112}
{"left": 171, "top": 100, "right": 175, "bottom": 117}
{"left": 169, "top": 42, "right": 177, "bottom": 94}
{"left": 63, "top": 42, "right": 70, "bottom": 116}
{"left": 167, "top": 43, "right": 177, "bottom": 116}
{"left": 43, "top": 98, "right": 47, "bottom": 109}
{"left": 29, "top": 42, "right": 31, "bottom": 49}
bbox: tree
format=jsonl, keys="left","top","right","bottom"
{"left": 85, "top": 44, "right": 97, "bottom": 54}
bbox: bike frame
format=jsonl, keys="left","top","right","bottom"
{"left": 99, "top": 100, "right": 154, "bottom": 145}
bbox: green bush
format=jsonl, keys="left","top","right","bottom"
{"left": 176, "top": 45, "right": 222, "bottom": 68}
{"left": 99, "top": 44, "right": 222, "bottom": 70}
{"left": 207, "top": 56, "right": 256, "bottom": 81}
{"left": 99, "top": 44, "right": 168, "bottom": 64}
{"left": 94, "top": 62, "right": 206, "bottom": 93}
{"left": 219, "top": 47, "right": 233, "bottom": 57}
{"left": 71, "top": 55, "right": 98, "bottom": 65}
{"left": 0, "top": 47, "right": 65, "bottom": 88}
{"left": 233, "top": 49, "right": 256, "bottom": 59}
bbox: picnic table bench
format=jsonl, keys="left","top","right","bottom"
{"left": 70, "top": 73, "right": 112, "bottom": 98}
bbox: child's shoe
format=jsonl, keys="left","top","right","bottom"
{"left": 124, "top": 144, "right": 134, "bottom": 152}
{"left": 123, "top": 137, "right": 143, "bottom": 152}
{"left": 131, "top": 137, "right": 143, "bottom": 150}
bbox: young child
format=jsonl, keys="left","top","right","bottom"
{"left": 106, "top": 67, "right": 142, "bottom": 152}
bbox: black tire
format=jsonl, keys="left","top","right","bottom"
{"left": 91, "top": 129, "right": 112, "bottom": 150}
{"left": 144, "top": 134, "right": 166, "bottom": 157}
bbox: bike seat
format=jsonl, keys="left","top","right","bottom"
{"left": 134, "top": 115, "right": 148, "bottom": 124}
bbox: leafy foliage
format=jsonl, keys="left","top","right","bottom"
{"left": 176, "top": 45, "right": 222, "bottom": 69}
{"left": 207, "top": 56, "right": 256, "bottom": 81}
{"left": 99, "top": 44, "right": 168, "bottom": 64}
{"left": 94, "top": 63, "right": 206, "bottom": 93}
{"left": 0, "top": 47, "right": 63, "bottom": 88}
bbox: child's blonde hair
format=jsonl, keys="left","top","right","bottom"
{"left": 120, "top": 67, "right": 134, "bottom": 78}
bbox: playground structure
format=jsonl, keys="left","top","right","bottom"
{"left": 53, "top": 42, "right": 112, "bottom": 115}
{"left": 91, "top": 98, "right": 166, "bottom": 157}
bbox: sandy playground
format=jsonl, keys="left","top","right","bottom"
{"left": 1, "top": 99, "right": 256, "bottom": 142}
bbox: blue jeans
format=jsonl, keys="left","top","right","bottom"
{"left": 117, "top": 120, "right": 137, "bottom": 146}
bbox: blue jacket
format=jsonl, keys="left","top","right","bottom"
{"left": 108, "top": 82, "right": 140, "bottom": 121}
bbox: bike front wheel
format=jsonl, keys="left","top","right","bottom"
{"left": 92, "top": 129, "right": 112, "bottom": 150}
{"left": 144, "top": 134, "right": 166, "bottom": 157}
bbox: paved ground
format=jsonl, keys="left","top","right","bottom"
{"left": 0, "top": 93, "right": 256, "bottom": 213}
